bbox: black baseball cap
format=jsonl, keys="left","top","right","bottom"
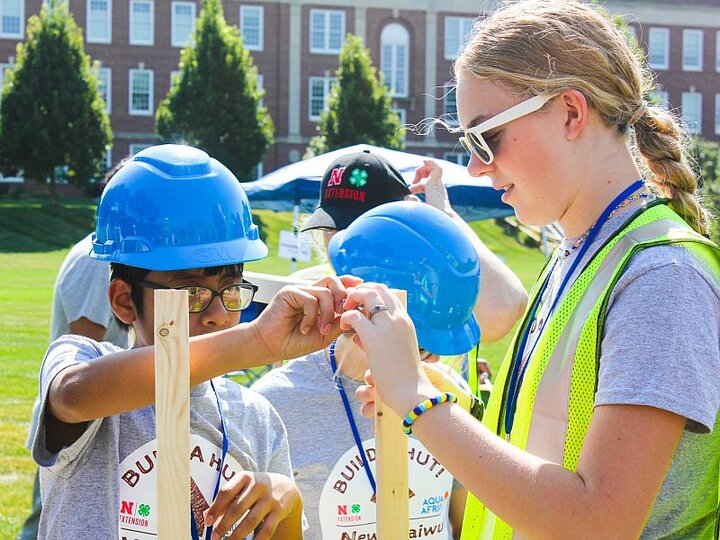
{"left": 301, "top": 150, "right": 411, "bottom": 232}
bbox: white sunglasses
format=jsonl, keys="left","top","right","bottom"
{"left": 458, "top": 94, "right": 558, "bottom": 165}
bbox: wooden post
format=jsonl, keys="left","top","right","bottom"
{"left": 375, "top": 289, "right": 409, "bottom": 540}
{"left": 155, "top": 289, "right": 191, "bottom": 539}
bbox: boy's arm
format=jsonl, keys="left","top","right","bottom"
{"left": 46, "top": 277, "right": 357, "bottom": 451}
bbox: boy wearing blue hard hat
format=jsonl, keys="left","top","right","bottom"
{"left": 31, "top": 145, "right": 359, "bottom": 539}
{"left": 253, "top": 201, "right": 483, "bottom": 539}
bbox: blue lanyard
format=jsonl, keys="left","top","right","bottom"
{"left": 503, "top": 180, "right": 645, "bottom": 438}
{"left": 329, "top": 340, "right": 377, "bottom": 494}
{"left": 190, "top": 379, "right": 229, "bottom": 540}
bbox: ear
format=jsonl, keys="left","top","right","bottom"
{"left": 109, "top": 279, "right": 138, "bottom": 325}
{"left": 558, "top": 89, "right": 589, "bottom": 141}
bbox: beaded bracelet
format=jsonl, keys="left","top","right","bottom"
{"left": 402, "top": 392, "right": 457, "bottom": 435}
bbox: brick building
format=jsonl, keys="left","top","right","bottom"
{"left": 0, "top": 0, "right": 718, "bottom": 177}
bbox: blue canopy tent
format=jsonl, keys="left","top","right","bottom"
{"left": 241, "top": 143, "right": 514, "bottom": 222}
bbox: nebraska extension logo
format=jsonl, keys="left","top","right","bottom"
{"left": 336, "top": 502, "right": 362, "bottom": 523}
{"left": 119, "top": 499, "right": 151, "bottom": 528}
{"left": 324, "top": 167, "right": 368, "bottom": 203}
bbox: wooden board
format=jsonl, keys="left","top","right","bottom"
{"left": 154, "top": 289, "right": 191, "bottom": 539}
{"left": 375, "top": 289, "right": 409, "bottom": 539}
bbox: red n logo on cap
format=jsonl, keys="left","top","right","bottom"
{"left": 327, "top": 167, "right": 346, "bottom": 187}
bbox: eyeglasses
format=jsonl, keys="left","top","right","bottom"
{"left": 139, "top": 280, "right": 258, "bottom": 313}
{"left": 458, "top": 94, "right": 557, "bottom": 165}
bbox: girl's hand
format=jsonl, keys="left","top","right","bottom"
{"left": 204, "top": 472, "right": 303, "bottom": 539}
{"left": 340, "top": 283, "right": 437, "bottom": 414}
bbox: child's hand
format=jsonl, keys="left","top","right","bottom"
{"left": 421, "top": 362, "right": 473, "bottom": 413}
{"left": 355, "top": 363, "right": 473, "bottom": 418}
{"left": 410, "top": 159, "right": 453, "bottom": 214}
{"left": 251, "top": 274, "right": 363, "bottom": 362}
{"left": 204, "top": 472, "right": 303, "bottom": 539}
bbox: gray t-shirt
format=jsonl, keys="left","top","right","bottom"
{"left": 33, "top": 335, "right": 292, "bottom": 540}
{"left": 523, "top": 202, "right": 720, "bottom": 538}
{"left": 252, "top": 351, "right": 461, "bottom": 540}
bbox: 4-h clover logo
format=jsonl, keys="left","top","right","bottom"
{"left": 351, "top": 504, "right": 361, "bottom": 514}
{"left": 138, "top": 504, "right": 151, "bottom": 517}
{"left": 349, "top": 168, "right": 368, "bottom": 188}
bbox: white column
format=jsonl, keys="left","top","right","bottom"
{"left": 355, "top": 6, "right": 367, "bottom": 44}
{"left": 287, "top": 2, "right": 302, "bottom": 139}
{"left": 424, "top": 10, "right": 438, "bottom": 143}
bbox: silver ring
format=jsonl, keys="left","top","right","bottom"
{"left": 367, "top": 305, "right": 389, "bottom": 321}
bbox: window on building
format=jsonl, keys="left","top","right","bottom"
{"left": 0, "top": 63, "right": 14, "bottom": 90}
{"left": 681, "top": 91, "right": 702, "bottom": 134}
{"left": 171, "top": 1, "right": 195, "bottom": 47}
{"left": 715, "top": 94, "right": 720, "bottom": 135}
{"left": 240, "top": 5, "right": 263, "bottom": 51}
{"left": 96, "top": 67, "right": 111, "bottom": 113}
{"left": 392, "top": 107, "right": 407, "bottom": 139}
{"left": 130, "top": 0, "right": 154, "bottom": 45}
{"left": 444, "top": 16, "right": 474, "bottom": 60}
{"left": 129, "top": 69, "right": 153, "bottom": 116}
{"left": 170, "top": 69, "right": 180, "bottom": 86}
{"left": 380, "top": 23, "right": 409, "bottom": 98}
{"left": 682, "top": 29, "right": 703, "bottom": 71}
{"left": 650, "top": 87, "right": 669, "bottom": 110}
{"left": 129, "top": 143, "right": 152, "bottom": 155}
{"left": 308, "top": 76, "right": 335, "bottom": 121}
{"left": 310, "top": 9, "right": 344, "bottom": 54}
{"left": 443, "top": 83, "right": 458, "bottom": 125}
{"left": 1, "top": 0, "right": 23, "bottom": 38}
{"left": 716, "top": 31, "right": 720, "bottom": 72}
{"left": 444, "top": 152, "right": 470, "bottom": 166}
{"left": 87, "top": 0, "right": 112, "bottom": 43}
{"left": 648, "top": 27, "right": 669, "bottom": 70}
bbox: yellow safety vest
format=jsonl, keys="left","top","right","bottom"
{"left": 461, "top": 203, "right": 720, "bottom": 539}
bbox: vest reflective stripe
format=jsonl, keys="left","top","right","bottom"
{"left": 461, "top": 205, "right": 719, "bottom": 540}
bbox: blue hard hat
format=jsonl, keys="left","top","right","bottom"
{"left": 328, "top": 201, "right": 481, "bottom": 355}
{"left": 91, "top": 144, "right": 267, "bottom": 270}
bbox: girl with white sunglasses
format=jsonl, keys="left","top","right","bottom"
{"left": 343, "top": 1, "right": 720, "bottom": 538}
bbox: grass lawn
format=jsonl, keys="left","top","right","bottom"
{"left": 0, "top": 198, "right": 545, "bottom": 537}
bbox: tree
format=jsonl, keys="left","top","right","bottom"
{"left": 307, "top": 34, "right": 404, "bottom": 156}
{"left": 0, "top": 0, "right": 111, "bottom": 200}
{"left": 156, "top": 0, "right": 272, "bottom": 181}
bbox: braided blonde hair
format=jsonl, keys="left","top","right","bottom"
{"left": 455, "top": 0, "right": 710, "bottom": 234}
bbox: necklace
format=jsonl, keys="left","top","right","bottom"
{"left": 559, "top": 190, "right": 653, "bottom": 258}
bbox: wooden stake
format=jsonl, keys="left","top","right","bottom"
{"left": 375, "top": 289, "right": 409, "bottom": 540}
{"left": 155, "top": 289, "right": 191, "bottom": 539}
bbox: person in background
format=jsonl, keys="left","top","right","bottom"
{"left": 31, "top": 144, "right": 358, "bottom": 539}
{"left": 17, "top": 159, "right": 132, "bottom": 540}
{"left": 253, "top": 201, "right": 483, "bottom": 539}
{"left": 298, "top": 149, "right": 527, "bottom": 344}
{"left": 345, "top": 1, "right": 720, "bottom": 538}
